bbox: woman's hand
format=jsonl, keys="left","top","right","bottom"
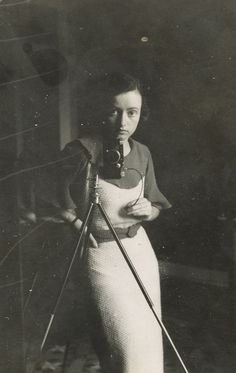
{"left": 60, "top": 210, "right": 98, "bottom": 248}
{"left": 20, "top": 210, "right": 37, "bottom": 224}
{"left": 126, "top": 198, "right": 160, "bottom": 221}
{"left": 72, "top": 218, "right": 98, "bottom": 248}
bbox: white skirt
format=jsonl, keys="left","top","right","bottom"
{"left": 83, "top": 226, "right": 163, "bottom": 373}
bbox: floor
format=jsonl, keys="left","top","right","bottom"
{"left": 24, "top": 275, "right": 235, "bottom": 373}
{"left": 2, "top": 225, "right": 235, "bottom": 372}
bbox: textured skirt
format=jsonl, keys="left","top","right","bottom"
{"left": 83, "top": 226, "right": 163, "bottom": 373}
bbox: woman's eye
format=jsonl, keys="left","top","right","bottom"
{"left": 128, "top": 110, "right": 138, "bottom": 117}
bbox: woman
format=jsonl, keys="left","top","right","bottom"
{"left": 58, "top": 73, "right": 171, "bottom": 373}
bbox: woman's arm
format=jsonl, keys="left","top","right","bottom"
{"left": 60, "top": 208, "right": 79, "bottom": 224}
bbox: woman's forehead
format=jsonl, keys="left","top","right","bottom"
{"left": 112, "top": 90, "right": 142, "bottom": 108}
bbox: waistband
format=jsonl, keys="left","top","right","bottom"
{"left": 92, "top": 223, "right": 141, "bottom": 243}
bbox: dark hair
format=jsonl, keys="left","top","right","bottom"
{"left": 100, "top": 72, "right": 142, "bottom": 96}
{"left": 79, "top": 72, "right": 149, "bottom": 132}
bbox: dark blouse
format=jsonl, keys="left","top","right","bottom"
{"left": 57, "top": 137, "right": 171, "bottom": 212}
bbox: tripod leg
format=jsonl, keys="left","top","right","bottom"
{"left": 97, "top": 203, "right": 189, "bottom": 373}
{"left": 40, "top": 203, "right": 96, "bottom": 352}
{"left": 79, "top": 204, "right": 95, "bottom": 260}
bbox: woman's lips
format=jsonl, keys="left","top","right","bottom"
{"left": 118, "top": 130, "right": 128, "bottom": 135}
{"left": 113, "top": 129, "right": 129, "bottom": 139}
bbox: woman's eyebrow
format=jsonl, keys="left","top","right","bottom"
{"left": 127, "top": 107, "right": 140, "bottom": 110}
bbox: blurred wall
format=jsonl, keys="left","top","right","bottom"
{"left": 0, "top": 1, "right": 235, "bottom": 371}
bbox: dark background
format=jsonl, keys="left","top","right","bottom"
{"left": 0, "top": 1, "right": 235, "bottom": 372}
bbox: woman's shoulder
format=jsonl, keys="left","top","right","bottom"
{"left": 59, "top": 139, "right": 90, "bottom": 170}
{"left": 130, "top": 138, "right": 151, "bottom": 159}
{"left": 62, "top": 138, "right": 87, "bottom": 154}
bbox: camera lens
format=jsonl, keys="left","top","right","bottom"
{"left": 105, "top": 149, "right": 121, "bottom": 164}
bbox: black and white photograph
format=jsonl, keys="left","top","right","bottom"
{"left": 0, "top": 1, "right": 235, "bottom": 372}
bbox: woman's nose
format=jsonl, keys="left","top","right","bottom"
{"left": 119, "top": 112, "right": 127, "bottom": 128}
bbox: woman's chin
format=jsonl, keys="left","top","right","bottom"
{"left": 116, "top": 133, "right": 129, "bottom": 142}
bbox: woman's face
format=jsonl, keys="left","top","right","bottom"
{"left": 105, "top": 89, "right": 142, "bottom": 143}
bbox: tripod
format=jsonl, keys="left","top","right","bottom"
{"left": 41, "top": 173, "right": 189, "bottom": 373}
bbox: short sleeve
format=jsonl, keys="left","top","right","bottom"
{"left": 144, "top": 152, "right": 172, "bottom": 210}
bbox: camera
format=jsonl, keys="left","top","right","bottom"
{"left": 102, "top": 139, "right": 125, "bottom": 179}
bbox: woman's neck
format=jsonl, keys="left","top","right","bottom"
{"left": 122, "top": 140, "right": 131, "bottom": 156}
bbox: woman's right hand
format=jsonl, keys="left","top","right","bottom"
{"left": 60, "top": 209, "right": 98, "bottom": 248}
{"left": 73, "top": 218, "right": 98, "bottom": 248}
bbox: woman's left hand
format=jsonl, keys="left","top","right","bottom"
{"left": 126, "top": 198, "right": 159, "bottom": 221}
